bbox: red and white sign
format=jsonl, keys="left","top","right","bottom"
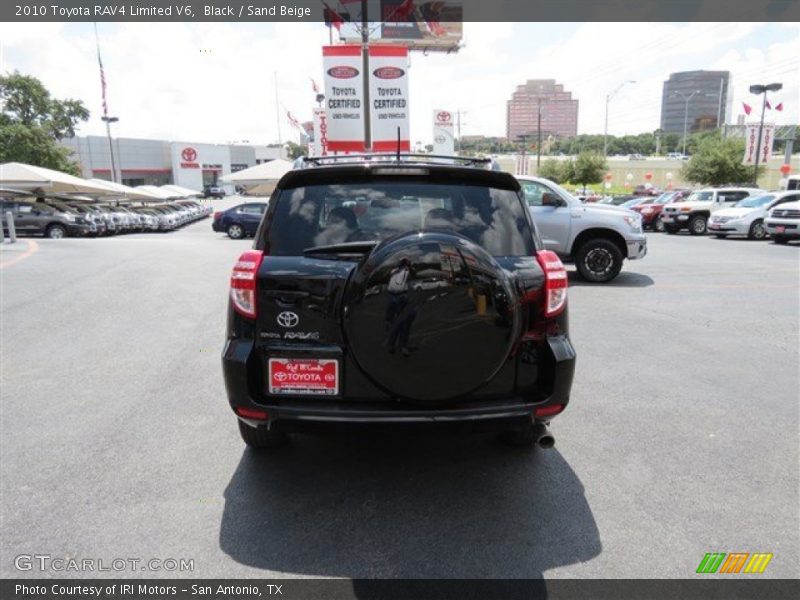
{"left": 268, "top": 358, "right": 339, "bottom": 396}
{"left": 743, "top": 122, "right": 775, "bottom": 165}
{"left": 312, "top": 107, "right": 329, "bottom": 157}
{"left": 180, "top": 146, "right": 200, "bottom": 169}
{"left": 323, "top": 45, "right": 366, "bottom": 152}
{"left": 369, "top": 45, "right": 410, "bottom": 152}
{"left": 433, "top": 109, "right": 454, "bottom": 155}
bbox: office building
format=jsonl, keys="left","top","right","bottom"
{"left": 506, "top": 79, "right": 579, "bottom": 141}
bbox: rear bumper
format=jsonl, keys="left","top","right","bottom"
{"left": 765, "top": 219, "right": 800, "bottom": 238}
{"left": 222, "top": 334, "right": 576, "bottom": 433}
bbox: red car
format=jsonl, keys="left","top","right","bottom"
{"left": 630, "top": 190, "right": 690, "bottom": 231}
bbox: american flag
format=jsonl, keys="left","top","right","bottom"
{"left": 94, "top": 25, "right": 109, "bottom": 118}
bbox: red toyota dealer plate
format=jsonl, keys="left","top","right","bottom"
{"left": 776, "top": 225, "right": 786, "bottom": 233}
{"left": 268, "top": 358, "right": 339, "bottom": 396}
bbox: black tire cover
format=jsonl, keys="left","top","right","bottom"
{"left": 343, "top": 232, "right": 521, "bottom": 403}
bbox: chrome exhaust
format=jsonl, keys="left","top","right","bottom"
{"left": 533, "top": 422, "right": 555, "bottom": 449}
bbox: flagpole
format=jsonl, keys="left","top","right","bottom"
{"left": 361, "top": 0, "right": 371, "bottom": 152}
{"left": 94, "top": 23, "right": 119, "bottom": 183}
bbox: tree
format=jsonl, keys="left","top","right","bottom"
{"left": 682, "top": 134, "right": 754, "bottom": 186}
{"left": 284, "top": 141, "right": 307, "bottom": 160}
{"left": 0, "top": 71, "right": 89, "bottom": 173}
{"left": 567, "top": 152, "right": 607, "bottom": 188}
{"left": 537, "top": 159, "right": 566, "bottom": 183}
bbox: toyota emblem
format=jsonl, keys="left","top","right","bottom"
{"left": 181, "top": 147, "right": 197, "bottom": 162}
{"left": 277, "top": 311, "right": 299, "bottom": 328}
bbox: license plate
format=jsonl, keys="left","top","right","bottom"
{"left": 268, "top": 358, "right": 339, "bottom": 396}
{"left": 776, "top": 225, "right": 786, "bottom": 233}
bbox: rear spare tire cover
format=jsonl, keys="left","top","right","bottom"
{"left": 343, "top": 232, "right": 521, "bottom": 403}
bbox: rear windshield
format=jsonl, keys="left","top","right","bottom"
{"left": 267, "top": 182, "right": 535, "bottom": 257}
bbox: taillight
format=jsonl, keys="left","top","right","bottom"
{"left": 535, "top": 250, "right": 567, "bottom": 318}
{"left": 235, "top": 407, "right": 269, "bottom": 420}
{"left": 534, "top": 403, "right": 565, "bottom": 417}
{"left": 230, "top": 250, "right": 264, "bottom": 318}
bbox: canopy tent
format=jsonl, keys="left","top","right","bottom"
{"left": 134, "top": 185, "right": 181, "bottom": 200}
{"left": 0, "top": 162, "right": 115, "bottom": 196}
{"left": 220, "top": 159, "right": 293, "bottom": 186}
{"left": 88, "top": 179, "right": 164, "bottom": 201}
{"left": 160, "top": 185, "right": 203, "bottom": 198}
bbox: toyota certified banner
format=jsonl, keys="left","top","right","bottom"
{"left": 322, "top": 45, "right": 365, "bottom": 152}
{"left": 312, "top": 107, "right": 329, "bottom": 157}
{"left": 369, "top": 45, "right": 410, "bottom": 152}
{"left": 433, "top": 109, "right": 455, "bottom": 155}
{"left": 742, "top": 122, "right": 775, "bottom": 165}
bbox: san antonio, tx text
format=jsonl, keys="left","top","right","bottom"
{"left": 15, "top": 584, "right": 282, "bottom": 597}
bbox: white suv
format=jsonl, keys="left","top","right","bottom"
{"left": 661, "top": 187, "right": 764, "bottom": 235}
{"left": 765, "top": 199, "right": 800, "bottom": 244}
{"left": 709, "top": 191, "right": 800, "bottom": 240}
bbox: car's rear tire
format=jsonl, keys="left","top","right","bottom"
{"left": 654, "top": 216, "right": 665, "bottom": 232}
{"left": 227, "top": 223, "right": 244, "bottom": 239}
{"left": 237, "top": 420, "right": 288, "bottom": 449}
{"left": 664, "top": 223, "right": 679, "bottom": 234}
{"left": 45, "top": 224, "right": 66, "bottom": 239}
{"left": 748, "top": 220, "right": 767, "bottom": 240}
{"left": 688, "top": 214, "right": 707, "bottom": 235}
{"left": 575, "top": 238, "right": 623, "bottom": 283}
{"left": 773, "top": 235, "right": 789, "bottom": 245}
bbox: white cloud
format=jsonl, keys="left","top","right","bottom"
{"left": 1, "top": 21, "right": 796, "bottom": 147}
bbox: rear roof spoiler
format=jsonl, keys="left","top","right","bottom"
{"left": 294, "top": 153, "right": 497, "bottom": 170}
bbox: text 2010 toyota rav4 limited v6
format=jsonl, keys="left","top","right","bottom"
{"left": 222, "top": 155, "right": 576, "bottom": 450}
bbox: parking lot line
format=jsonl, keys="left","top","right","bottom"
{"left": 0, "top": 239, "right": 39, "bottom": 269}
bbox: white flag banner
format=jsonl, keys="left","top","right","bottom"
{"left": 368, "top": 45, "right": 410, "bottom": 152}
{"left": 323, "top": 45, "right": 365, "bottom": 152}
{"left": 432, "top": 109, "right": 455, "bottom": 155}
{"left": 743, "top": 122, "right": 775, "bottom": 165}
{"left": 312, "top": 108, "right": 329, "bottom": 157}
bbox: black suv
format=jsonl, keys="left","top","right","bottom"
{"left": 222, "top": 156, "right": 576, "bottom": 450}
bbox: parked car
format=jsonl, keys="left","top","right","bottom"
{"left": 620, "top": 197, "right": 650, "bottom": 209}
{"left": 204, "top": 185, "right": 226, "bottom": 199}
{"left": 633, "top": 184, "right": 660, "bottom": 196}
{"left": 598, "top": 195, "right": 638, "bottom": 206}
{"left": 223, "top": 155, "right": 575, "bottom": 450}
{"left": 628, "top": 153, "right": 646, "bottom": 161}
{"left": 212, "top": 202, "right": 267, "bottom": 239}
{"left": 708, "top": 191, "right": 800, "bottom": 240}
{"left": 764, "top": 199, "right": 800, "bottom": 244}
{"left": 783, "top": 174, "right": 799, "bottom": 191}
{"left": 518, "top": 176, "right": 647, "bottom": 283}
{"left": 0, "top": 199, "right": 92, "bottom": 238}
{"left": 666, "top": 152, "right": 689, "bottom": 160}
{"left": 661, "top": 186, "right": 764, "bottom": 235}
{"left": 629, "top": 190, "right": 691, "bottom": 231}
{"left": 66, "top": 202, "right": 108, "bottom": 236}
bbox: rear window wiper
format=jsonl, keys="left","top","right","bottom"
{"left": 302, "top": 241, "right": 379, "bottom": 260}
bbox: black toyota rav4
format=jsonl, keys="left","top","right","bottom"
{"left": 222, "top": 155, "right": 576, "bottom": 450}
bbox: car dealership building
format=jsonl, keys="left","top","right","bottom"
{"left": 61, "top": 136, "right": 286, "bottom": 193}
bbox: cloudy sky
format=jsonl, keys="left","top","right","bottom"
{"left": 1, "top": 21, "right": 797, "bottom": 146}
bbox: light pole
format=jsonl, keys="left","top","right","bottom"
{"left": 671, "top": 90, "right": 713, "bottom": 156}
{"left": 101, "top": 115, "right": 119, "bottom": 183}
{"left": 749, "top": 82, "right": 783, "bottom": 186}
{"left": 603, "top": 80, "right": 635, "bottom": 157}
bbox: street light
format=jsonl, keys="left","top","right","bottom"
{"left": 101, "top": 115, "right": 119, "bottom": 183}
{"left": 749, "top": 82, "right": 783, "bottom": 186}
{"left": 671, "top": 90, "right": 714, "bottom": 156}
{"left": 603, "top": 80, "right": 636, "bottom": 157}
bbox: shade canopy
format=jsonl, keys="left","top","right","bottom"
{"left": 0, "top": 162, "right": 115, "bottom": 196}
{"left": 134, "top": 185, "right": 181, "bottom": 200}
{"left": 220, "top": 159, "right": 293, "bottom": 185}
{"left": 88, "top": 178, "right": 164, "bottom": 201}
{"left": 160, "top": 185, "right": 203, "bottom": 198}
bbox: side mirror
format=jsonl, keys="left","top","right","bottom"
{"left": 542, "top": 192, "right": 562, "bottom": 207}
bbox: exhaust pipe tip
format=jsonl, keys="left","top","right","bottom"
{"left": 537, "top": 433, "right": 555, "bottom": 449}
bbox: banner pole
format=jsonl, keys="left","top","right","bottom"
{"left": 361, "top": 0, "right": 371, "bottom": 151}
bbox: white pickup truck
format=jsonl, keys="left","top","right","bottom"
{"left": 661, "top": 186, "right": 764, "bottom": 235}
{"left": 517, "top": 176, "right": 648, "bottom": 283}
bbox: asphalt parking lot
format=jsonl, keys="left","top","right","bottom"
{"left": 1, "top": 197, "right": 798, "bottom": 579}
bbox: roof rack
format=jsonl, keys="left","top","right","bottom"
{"left": 297, "top": 153, "right": 494, "bottom": 169}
